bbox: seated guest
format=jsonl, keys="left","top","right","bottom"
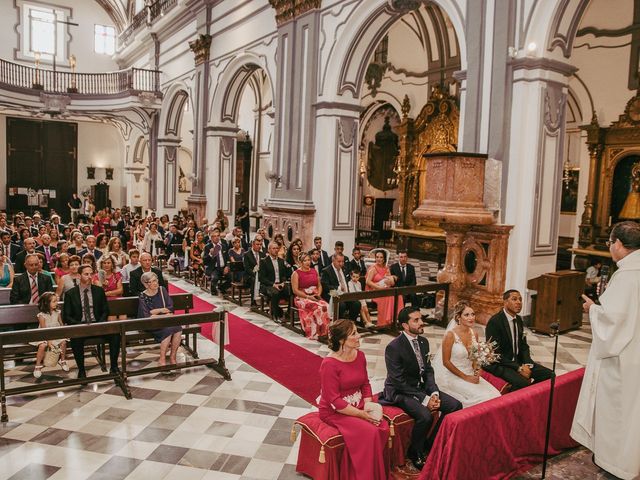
{"left": 349, "top": 247, "right": 367, "bottom": 290}
{"left": 243, "top": 236, "right": 265, "bottom": 306}
{"left": 291, "top": 252, "right": 330, "bottom": 339}
{"left": 319, "top": 319, "right": 390, "bottom": 480}
{"left": 366, "top": 249, "right": 402, "bottom": 328}
{"left": 56, "top": 255, "right": 81, "bottom": 300}
{"left": 67, "top": 231, "right": 85, "bottom": 256}
{"left": 78, "top": 235, "right": 103, "bottom": 260}
{"left": 63, "top": 264, "right": 120, "bottom": 378}
{"left": 285, "top": 241, "right": 302, "bottom": 271}
{"left": 257, "top": 228, "right": 269, "bottom": 254}
{"left": 314, "top": 236, "right": 330, "bottom": 270}
{"left": 35, "top": 234, "right": 57, "bottom": 269}
{"left": 331, "top": 241, "right": 350, "bottom": 271}
{"left": 53, "top": 253, "right": 71, "bottom": 282}
{"left": 379, "top": 307, "right": 462, "bottom": 471}
{"left": 0, "top": 248, "right": 15, "bottom": 288}
{"left": 31, "top": 292, "right": 69, "bottom": 378}
{"left": 584, "top": 257, "right": 602, "bottom": 299}
{"left": 142, "top": 222, "right": 164, "bottom": 258}
{"left": 203, "top": 229, "right": 230, "bottom": 295}
{"left": 309, "top": 248, "right": 321, "bottom": 274}
{"left": 129, "top": 252, "right": 166, "bottom": 297}
{"left": 228, "top": 236, "right": 246, "bottom": 283}
{"left": 320, "top": 253, "right": 360, "bottom": 322}
{"left": 37, "top": 254, "right": 56, "bottom": 285}
{"left": 258, "top": 241, "right": 291, "bottom": 322}
{"left": 14, "top": 237, "right": 40, "bottom": 273}
{"left": 273, "top": 233, "right": 286, "bottom": 259}
{"left": 189, "top": 231, "right": 206, "bottom": 278}
{"left": 95, "top": 233, "right": 109, "bottom": 256}
{"left": 390, "top": 250, "right": 418, "bottom": 307}
{"left": 121, "top": 249, "right": 141, "bottom": 283}
{"left": 1, "top": 231, "right": 21, "bottom": 263}
{"left": 137, "top": 271, "right": 182, "bottom": 367}
{"left": 483, "top": 290, "right": 553, "bottom": 390}
{"left": 431, "top": 301, "right": 500, "bottom": 407}
{"left": 10, "top": 253, "right": 55, "bottom": 304}
{"left": 97, "top": 255, "right": 124, "bottom": 319}
{"left": 107, "top": 237, "right": 130, "bottom": 270}
{"left": 347, "top": 268, "right": 373, "bottom": 328}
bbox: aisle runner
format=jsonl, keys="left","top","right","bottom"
{"left": 169, "top": 283, "right": 322, "bottom": 404}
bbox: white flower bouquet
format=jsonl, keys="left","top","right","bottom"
{"left": 468, "top": 340, "right": 500, "bottom": 367}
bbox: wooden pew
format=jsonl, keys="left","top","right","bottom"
{"left": 0, "top": 288, "right": 10, "bottom": 306}
{"left": 0, "top": 310, "right": 231, "bottom": 422}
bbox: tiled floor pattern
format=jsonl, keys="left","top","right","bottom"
{"left": 0, "top": 264, "right": 598, "bottom": 480}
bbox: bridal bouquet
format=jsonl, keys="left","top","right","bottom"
{"left": 468, "top": 340, "right": 500, "bottom": 367}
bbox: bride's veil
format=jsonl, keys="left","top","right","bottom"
{"left": 430, "top": 319, "right": 457, "bottom": 385}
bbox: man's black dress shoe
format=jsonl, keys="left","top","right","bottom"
{"left": 110, "top": 367, "right": 121, "bottom": 375}
{"left": 77, "top": 370, "right": 86, "bottom": 379}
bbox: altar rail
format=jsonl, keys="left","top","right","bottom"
{"left": 0, "top": 59, "right": 160, "bottom": 95}
{"left": 331, "top": 282, "right": 451, "bottom": 330}
{"left": 119, "top": 0, "right": 178, "bottom": 44}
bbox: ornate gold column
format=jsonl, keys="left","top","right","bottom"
{"left": 578, "top": 112, "right": 604, "bottom": 247}
{"left": 186, "top": 33, "right": 212, "bottom": 222}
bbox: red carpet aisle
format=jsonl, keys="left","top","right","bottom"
{"left": 169, "top": 283, "right": 323, "bottom": 405}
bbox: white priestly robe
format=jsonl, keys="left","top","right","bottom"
{"left": 570, "top": 249, "right": 640, "bottom": 480}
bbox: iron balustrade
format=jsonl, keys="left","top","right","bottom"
{"left": 330, "top": 282, "right": 451, "bottom": 330}
{"left": 119, "top": 0, "right": 178, "bottom": 44}
{"left": 0, "top": 58, "right": 160, "bottom": 95}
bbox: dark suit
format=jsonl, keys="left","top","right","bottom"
{"left": 9, "top": 272, "right": 55, "bottom": 304}
{"left": 129, "top": 267, "right": 166, "bottom": 297}
{"left": 243, "top": 248, "right": 265, "bottom": 301}
{"left": 3, "top": 242, "right": 21, "bottom": 263}
{"left": 390, "top": 262, "right": 418, "bottom": 306}
{"left": 36, "top": 245, "right": 58, "bottom": 268}
{"left": 320, "top": 265, "right": 360, "bottom": 321}
{"left": 258, "top": 255, "right": 291, "bottom": 318}
{"left": 13, "top": 250, "right": 45, "bottom": 274}
{"left": 63, "top": 285, "right": 120, "bottom": 374}
{"left": 78, "top": 248, "right": 103, "bottom": 261}
{"left": 317, "top": 249, "right": 330, "bottom": 270}
{"left": 203, "top": 242, "right": 231, "bottom": 294}
{"left": 379, "top": 333, "right": 462, "bottom": 460}
{"left": 483, "top": 310, "right": 553, "bottom": 390}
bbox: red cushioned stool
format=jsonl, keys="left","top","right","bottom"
{"left": 480, "top": 370, "right": 512, "bottom": 394}
{"left": 292, "top": 412, "right": 346, "bottom": 480}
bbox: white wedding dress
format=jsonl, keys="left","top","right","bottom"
{"left": 433, "top": 329, "right": 501, "bottom": 408}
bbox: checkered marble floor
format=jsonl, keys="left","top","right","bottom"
{"left": 0, "top": 270, "right": 594, "bottom": 480}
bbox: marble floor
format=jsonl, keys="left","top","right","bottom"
{"left": 0, "top": 267, "right": 599, "bottom": 480}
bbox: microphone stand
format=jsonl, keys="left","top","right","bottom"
{"left": 541, "top": 322, "right": 560, "bottom": 479}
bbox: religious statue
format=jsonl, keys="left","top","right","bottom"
{"left": 619, "top": 161, "right": 640, "bottom": 220}
{"left": 367, "top": 117, "right": 399, "bottom": 191}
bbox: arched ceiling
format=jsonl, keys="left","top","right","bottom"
{"left": 94, "top": 0, "right": 129, "bottom": 32}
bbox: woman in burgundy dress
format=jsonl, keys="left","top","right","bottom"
{"left": 319, "top": 320, "right": 390, "bottom": 479}
{"left": 291, "top": 253, "right": 330, "bottom": 339}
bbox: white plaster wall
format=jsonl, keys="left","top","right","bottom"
{"left": 0, "top": 0, "right": 119, "bottom": 72}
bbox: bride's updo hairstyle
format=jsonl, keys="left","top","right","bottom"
{"left": 453, "top": 300, "right": 471, "bottom": 324}
{"left": 328, "top": 319, "right": 355, "bottom": 352}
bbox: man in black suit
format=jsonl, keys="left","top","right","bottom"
{"left": 258, "top": 241, "right": 290, "bottom": 321}
{"left": 1, "top": 232, "right": 21, "bottom": 263}
{"left": 314, "top": 236, "right": 330, "bottom": 270}
{"left": 320, "top": 253, "right": 360, "bottom": 322}
{"left": 390, "top": 250, "right": 418, "bottom": 307}
{"left": 63, "top": 264, "right": 120, "bottom": 378}
{"left": 10, "top": 253, "right": 55, "bottom": 304}
{"left": 379, "top": 307, "right": 462, "bottom": 471}
{"left": 349, "top": 247, "right": 367, "bottom": 290}
{"left": 129, "top": 252, "right": 166, "bottom": 296}
{"left": 484, "top": 290, "right": 553, "bottom": 390}
{"left": 257, "top": 228, "right": 269, "bottom": 254}
{"left": 14, "top": 238, "right": 42, "bottom": 274}
{"left": 36, "top": 233, "right": 58, "bottom": 268}
{"left": 244, "top": 236, "right": 265, "bottom": 306}
{"left": 203, "top": 230, "right": 231, "bottom": 295}
{"left": 331, "top": 241, "right": 350, "bottom": 274}
{"left": 78, "top": 235, "right": 103, "bottom": 261}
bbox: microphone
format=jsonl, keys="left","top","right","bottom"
{"left": 598, "top": 265, "right": 610, "bottom": 296}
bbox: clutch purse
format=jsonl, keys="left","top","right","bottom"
{"left": 364, "top": 401, "right": 383, "bottom": 422}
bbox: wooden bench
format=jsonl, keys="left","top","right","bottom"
{"left": 0, "top": 310, "right": 231, "bottom": 422}
{"left": 0, "top": 288, "right": 9, "bottom": 306}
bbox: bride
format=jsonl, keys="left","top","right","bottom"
{"left": 433, "top": 301, "right": 500, "bottom": 408}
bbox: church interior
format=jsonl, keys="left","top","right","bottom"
{"left": 0, "top": 0, "right": 637, "bottom": 478}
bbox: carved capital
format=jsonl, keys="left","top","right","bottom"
{"left": 188, "top": 34, "right": 212, "bottom": 66}
{"left": 269, "top": 0, "right": 321, "bottom": 26}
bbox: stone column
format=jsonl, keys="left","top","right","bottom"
{"left": 157, "top": 139, "right": 180, "bottom": 211}
{"left": 263, "top": 1, "right": 321, "bottom": 245}
{"left": 186, "top": 33, "right": 212, "bottom": 223}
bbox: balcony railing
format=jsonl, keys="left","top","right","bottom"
{"left": 0, "top": 58, "right": 160, "bottom": 95}
{"left": 119, "top": 0, "right": 178, "bottom": 45}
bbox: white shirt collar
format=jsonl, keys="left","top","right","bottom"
{"left": 402, "top": 331, "right": 418, "bottom": 343}
{"left": 503, "top": 308, "right": 516, "bottom": 323}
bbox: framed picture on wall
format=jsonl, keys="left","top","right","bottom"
{"left": 561, "top": 169, "right": 579, "bottom": 214}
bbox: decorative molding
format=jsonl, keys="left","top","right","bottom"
{"left": 386, "top": 0, "right": 421, "bottom": 15}
{"left": 509, "top": 57, "right": 578, "bottom": 77}
{"left": 188, "top": 34, "right": 212, "bottom": 66}
{"left": 268, "top": 0, "right": 321, "bottom": 26}
{"left": 577, "top": 25, "right": 640, "bottom": 38}
{"left": 164, "top": 146, "right": 177, "bottom": 208}
{"left": 546, "top": 0, "right": 590, "bottom": 58}
{"left": 333, "top": 117, "right": 357, "bottom": 229}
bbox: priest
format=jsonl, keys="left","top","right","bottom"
{"left": 572, "top": 221, "right": 640, "bottom": 480}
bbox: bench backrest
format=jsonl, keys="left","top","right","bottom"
{"left": 0, "top": 293, "right": 194, "bottom": 329}
{"left": 0, "top": 288, "right": 10, "bottom": 306}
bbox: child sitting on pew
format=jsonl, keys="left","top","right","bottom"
{"left": 347, "top": 268, "right": 374, "bottom": 329}
{"left": 31, "top": 292, "right": 69, "bottom": 378}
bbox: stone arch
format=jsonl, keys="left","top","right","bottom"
{"left": 321, "top": 0, "right": 466, "bottom": 100}
{"left": 159, "top": 83, "right": 191, "bottom": 138}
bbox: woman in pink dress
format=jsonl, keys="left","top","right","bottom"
{"left": 98, "top": 254, "right": 124, "bottom": 320}
{"left": 291, "top": 253, "right": 330, "bottom": 339}
{"left": 366, "top": 250, "right": 403, "bottom": 327}
{"left": 319, "top": 319, "right": 390, "bottom": 480}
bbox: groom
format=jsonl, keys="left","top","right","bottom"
{"left": 379, "top": 307, "right": 462, "bottom": 471}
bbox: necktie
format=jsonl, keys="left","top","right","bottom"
{"left": 30, "top": 275, "right": 39, "bottom": 304}
{"left": 512, "top": 319, "right": 518, "bottom": 360}
{"left": 401, "top": 265, "right": 406, "bottom": 280}
{"left": 83, "top": 289, "right": 92, "bottom": 323}
{"left": 273, "top": 258, "right": 280, "bottom": 283}
{"left": 411, "top": 339, "right": 424, "bottom": 373}
{"left": 45, "top": 247, "right": 51, "bottom": 264}
{"left": 338, "top": 269, "right": 347, "bottom": 292}
{"left": 254, "top": 251, "right": 259, "bottom": 264}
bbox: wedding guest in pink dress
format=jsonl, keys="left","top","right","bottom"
{"left": 291, "top": 253, "right": 330, "bottom": 339}
{"left": 319, "top": 319, "right": 390, "bottom": 480}
{"left": 366, "top": 250, "right": 403, "bottom": 327}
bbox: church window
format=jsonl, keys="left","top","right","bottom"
{"left": 95, "top": 24, "right": 116, "bottom": 55}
